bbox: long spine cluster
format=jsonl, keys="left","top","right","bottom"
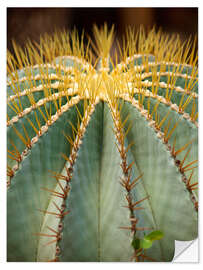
{"left": 122, "top": 94, "right": 198, "bottom": 212}
{"left": 108, "top": 99, "right": 152, "bottom": 261}
{"left": 7, "top": 25, "right": 198, "bottom": 262}
{"left": 36, "top": 101, "right": 97, "bottom": 261}
{"left": 7, "top": 96, "right": 81, "bottom": 187}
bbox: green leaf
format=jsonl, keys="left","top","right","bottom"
{"left": 131, "top": 231, "right": 164, "bottom": 252}
{"left": 144, "top": 230, "right": 164, "bottom": 241}
{"left": 132, "top": 237, "right": 153, "bottom": 250}
{"left": 140, "top": 239, "right": 153, "bottom": 249}
{"left": 131, "top": 238, "right": 141, "bottom": 250}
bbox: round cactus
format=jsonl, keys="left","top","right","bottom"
{"left": 7, "top": 24, "right": 198, "bottom": 262}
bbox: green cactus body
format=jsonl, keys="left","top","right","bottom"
{"left": 7, "top": 25, "right": 198, "bottom": 262}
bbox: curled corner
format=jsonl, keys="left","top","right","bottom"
{"left": 173, "top": 239, "right": 198, "bottom": 262}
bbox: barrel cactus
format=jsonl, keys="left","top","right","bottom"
{"left": 7, "top": 24, "right": 198, "bottom": 262}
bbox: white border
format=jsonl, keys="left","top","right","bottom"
{"left": 1, "top": 1, "right": 202, "bottom": 269}
{"left": 173, "top": 239, "right": 198, "bottom": 262}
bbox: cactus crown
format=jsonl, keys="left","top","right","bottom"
{"left": 7, "top": 24, "right": 198, "bottom": 262}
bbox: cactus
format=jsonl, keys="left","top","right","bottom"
{"left": 7, "top": 24, "right": 198, "bottom": 262}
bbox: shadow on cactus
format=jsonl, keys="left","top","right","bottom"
{"left": 7, "top": 24, "right": 198, "bottom": 262}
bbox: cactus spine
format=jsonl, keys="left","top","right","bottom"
{"left": 7, "top": 24, "right": 198, "bottom": 262}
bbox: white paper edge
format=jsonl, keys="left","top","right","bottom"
{"left": 173, "top": 239, "right": 198, "bottom": 262}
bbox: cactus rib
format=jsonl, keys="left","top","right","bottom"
{"left": 7, "top": 96, "right": 81, "bottom": 187}
{"left": 122, "top": 94, "right": 198, "bottom": 211}
{"left": 108, "top": 98, "right": 153, "bottom": 261}
{"left": 36, "top": 100, "right": 97, "bottom": 261}
{"left": 7, "top": 24, "right": 198, "bottom": 262}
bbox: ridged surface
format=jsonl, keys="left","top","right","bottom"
{"left": 60, "top": 103, "right": 133, "bottom": 261}
{"left": 7, "top": 26, "right": 198, "bottom": 262}
{"left": 142, "top": 98, "right": 198, "bottom": 192}
{"left": 7, "top": 101, "right": 84, "bottom": 261}
{"left": 121, "top": 101, "right": 198, "bottom": 261}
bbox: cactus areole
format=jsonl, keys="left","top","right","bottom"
{"left": 7, "top": 24, "right": 198, "bottom": 262}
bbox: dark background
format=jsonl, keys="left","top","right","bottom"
{"left": 7, "top": 7, "right": 198, "bottom": 55}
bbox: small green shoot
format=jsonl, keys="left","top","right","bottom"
{"left": 132, "top": 230, "right": 164, "bottom": 250}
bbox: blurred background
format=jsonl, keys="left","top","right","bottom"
{"left": 7, "top": 7, "right": 198, "bottom": 56}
